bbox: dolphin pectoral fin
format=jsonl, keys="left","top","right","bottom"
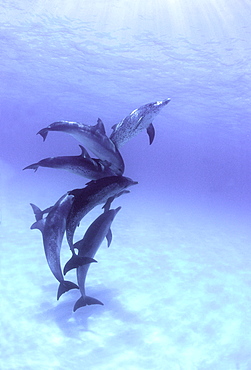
{"left": 30, "top": 218, "right": 45, "bottom": 232}
{"left": 23, "top": 163, "right": 39, "bottom": 171}
{"left": 103, "top": 197, "right": 113, "bottom": 212}
{"left": 37, "top": 128, "right": 48, "bottom": 141}
{"left": 147, "top": 123, "right": 155, "bottom": 145}
{"left": 103, "top": 191, "right": 129, "bottom": 212}
{"left": 119, "top": 190, "right": 130, "bottom": 196}
{"left": 57, "top": 280, "right": 79, "bottom": 300}
{"left": 64, "top": 255, "right": 97, "bottom": 275}
{"left": 73, "top": 296, "right": 104, "bottom": 311}
{"left": 79, "top": 257, "right": 97, "bottom": 265}
{"left": 96, "top": 159, "right": 112, "bottom": 169}
{"left": 104, "top": 207, "right": 121, "bottom": 245}
{"left": 106, "top": 228, "right": 112, "bottom": 247}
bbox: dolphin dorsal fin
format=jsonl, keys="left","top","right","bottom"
{"left": 79, "top": 145, "right": 91, "bottom": 159}
{"left": 30, "top": 203, "right": 43, "bottom": 221}
{"left": 147, "top": 123, "right": 155, "bottom": 145}
{"left": 95, "top": 118, "right": 106, "bottom": 135}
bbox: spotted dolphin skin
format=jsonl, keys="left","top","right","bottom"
{"left": 30, "top": 193, "right": 92, "bottom": 300}
{"left": 64, "top": 207, "right": 121, "bottom": 310}
{"left": 37, "top": 118, "right": 124, "bottom": 176}
{"left": 23, "top": 145, "right": 116, "bottom": 180}
{"left": 66, "top": 176, "right": 138, "bottom": 250}
{"left": 110, "top": 99, "right": 171, "bottom": 148}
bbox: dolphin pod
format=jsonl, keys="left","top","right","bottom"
{"left": 26, "top": 99, "right": 169, "bottom": 310}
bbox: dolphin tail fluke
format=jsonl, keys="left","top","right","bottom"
{"left": 63, "top": 255, "right": 97, "bottom": 275}
{"left": 37, "top": 128, "right": 48, "bottom": 141}
{"left": 73, "top": 296, "right": 104, "bottom": 311}
{"left": 57, "top": 280, "right": 79, "bottom": 300}
{"left": 147, "top": 123, "right": 155, "bottom": 145}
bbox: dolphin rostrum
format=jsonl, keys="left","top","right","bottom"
{"left": 66, "top": 176, "right": 138, "bottom": 250}
{"left": 30, "top": 193, "right": 94, "bottom": 300}
{"left": 64, "top": 207, "right": 121, "bottom": 310}
{"left": 37, "top": 119, "right": 125, "bottom": 175}
{"left": 23, "top": 145, "right": 116, "bottom": 180}
{"left": 110, "top": 99, "right": 171, "bottom": 148}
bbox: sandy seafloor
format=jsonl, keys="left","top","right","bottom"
{"left": 1, "top": 170, "right": 251, "bottom": 370}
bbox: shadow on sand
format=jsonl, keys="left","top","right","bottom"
{"left": 35, "top": 284, "right": 141, "bottom": 339}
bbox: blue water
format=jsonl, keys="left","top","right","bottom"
{"left": 1, "top": 1, "right": 251, "bottom": 369}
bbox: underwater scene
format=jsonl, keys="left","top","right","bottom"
{"left": 1, "top": 0, "right": 251, "bottom": 369}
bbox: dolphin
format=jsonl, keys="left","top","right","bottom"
{"left": 37, "top": 118, "right": 125, "bottom": 175}
{"left": 66, "top": 176, "right": 138, "bottom": 250}
{"left": 30, "top": 193, "right": 93, "bottom": 300}
{"left": 64, "top": 207, "right": 121, "bottom": 310}
{"left": 23, "top": 145, "right": 116, "bottom": 180}
{"left": 110, "top": 99, "right": 171, "bottom": 148}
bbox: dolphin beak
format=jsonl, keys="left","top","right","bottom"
{"left": 125, "top": 177, "right": 139, "bottom": 186}
{"left": 160, "top": 98, "right": 171, "bottom": 106}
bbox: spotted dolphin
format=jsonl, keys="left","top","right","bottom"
{"left": 23, "top": 145, "right": 116, "bottom": 180}
{"left": 66, "top": 176, "right": 137, "bottom": 250}
{"left": 110, "top": 99, "right": 171, "bottom": 148}
{"left": 30, "top": 193, "right": 93, "bottom": 300}
{"left": 64, "top": 207, "right": 121, "bottom": 310}
{"left": 37, "top": 118, "right": 124, "bottom": 175}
